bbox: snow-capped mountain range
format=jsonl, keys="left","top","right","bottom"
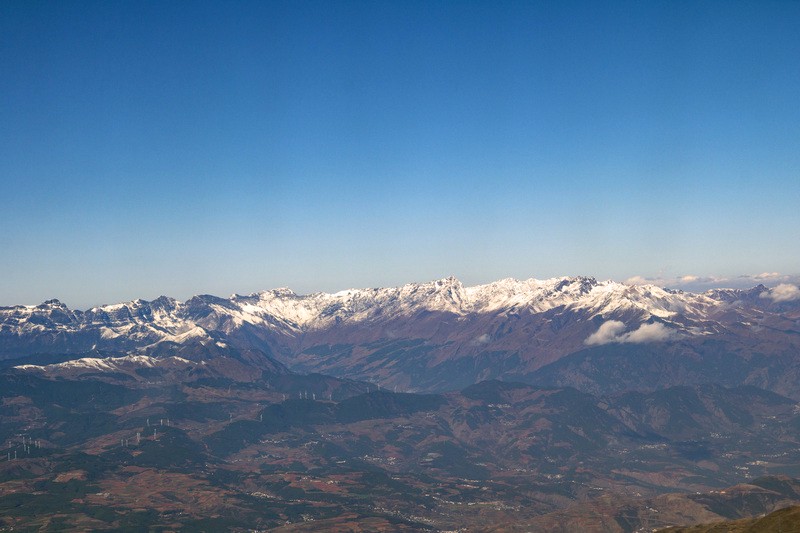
{"left": 2, "top": 276, "right": 799, "bottom": 394}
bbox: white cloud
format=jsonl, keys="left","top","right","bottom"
{"left": 585, "top": 320, "right": 626, "bottom": 345}
{"left": 585, "top": 321, "right": 679, "bottom": 345}
{"left": 623, "top": 272, "right": 800, "bottom": 293}
{"left": 623, "top": 274, "right": 727, "bottom": 289}
{"left": 474, "top": 333, "right": 491, "bottom": 344}
{"left": 761, "top": 283, "right": 800, "bottom": 303}
{"left": 623, "top": 322, "right": 677, "bottom": 343}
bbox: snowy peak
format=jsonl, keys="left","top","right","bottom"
{"left": 37, "top": 298, "right": 68, "bottom": 309}
{"left": 0, "top": 276, "right": 781, "bottom": 332}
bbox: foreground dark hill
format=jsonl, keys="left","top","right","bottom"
{"left": 515, "top": 477, "right": 800, "bottom": 533}
{"left": 2, "top": 277, "right": 800, "bottom": 396}
{"left": 3, "top": 370, "right": 800, "bottom": 531}
{"left": 659, "top": 503, "right": 800, "bottom": 532}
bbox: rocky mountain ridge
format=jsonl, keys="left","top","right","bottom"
{"left": 2, "top": 276, "right": 799, "bottom": 394}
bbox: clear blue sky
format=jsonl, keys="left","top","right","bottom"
{"left": 1, "top": 1, "right": 799, "bottom": 308}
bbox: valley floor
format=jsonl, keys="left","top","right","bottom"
{"left": 3, "top": 371, "right": 800, "bottom": 531}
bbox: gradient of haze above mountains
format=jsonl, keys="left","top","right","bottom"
{"left": 1, "top": 2, "right": 798, "bottom": 308}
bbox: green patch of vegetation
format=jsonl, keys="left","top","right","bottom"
{"left": 113, "top": 509, "right": 160, "bottom": 530}
{"left": 673, "top": 441, "right": 712, "bottom": 461}
{"left": 205, "top": 398, "right": 338, "bottom": 457}
{"left": 425, "top": 441, "right": 489, "bottom": 480}
{"left": 159, "top": 401, "right": 231, "bottom": 422}
{"left": 52, "top": 452, "right": 113, "bottom": 480}
{"left": 750, "top": 476, "right": 800, "bottom": 496}
{"left": 335, "top": 391, "right": 444, "bottom": 423}
{"left": 0, "top": 374, "right": 143, "bottom": 412}
{"left": 204, "top": 420, "right": 269, "bottom": 457}
{"left": 104, "top": 428, "right": 205, "bottom": 469}
{"left": 0, "top": 479, "right": 107, "bottom": 521}
{"left": 178, "top": 515, "right": 253, "bottom": 531}
{"left": 49, "top": 409, "right": 121, "bottom": 445}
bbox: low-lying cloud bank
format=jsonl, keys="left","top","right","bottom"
{"left": 624, "top": 272, "right": 800, "bottom": 293}
{"left": 585, "top": 320, "right": 679, "bottom": 346}
{"left": 761, "top": 283, "right": 800, "bottom": 303}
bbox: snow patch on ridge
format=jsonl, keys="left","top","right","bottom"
{"left": 15, "top": 354, "right": 194, "bottom": 373}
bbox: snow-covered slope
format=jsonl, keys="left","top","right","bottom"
{"left": 15, "top": 354, "right": 194, "bottom": 374}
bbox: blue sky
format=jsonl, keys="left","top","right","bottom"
{"left": 1, "top": 1, "right": 799, "bottom": 308}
